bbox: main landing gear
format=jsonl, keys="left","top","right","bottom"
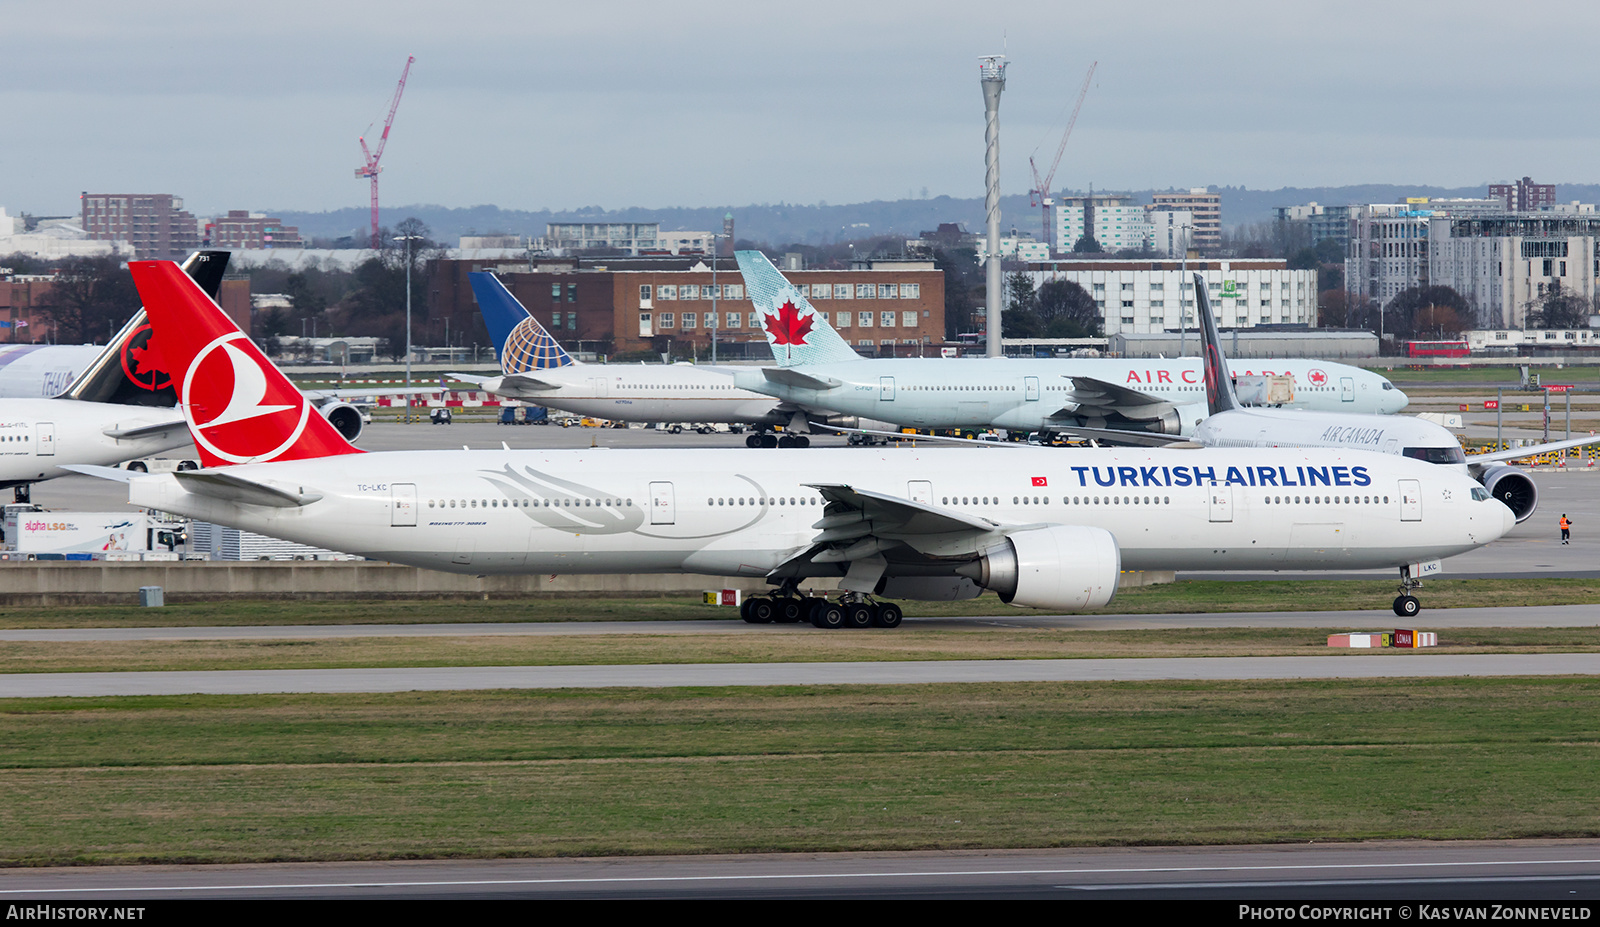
{"left": 744, "top": 431, "right": 809, "bottom": 449}
{"left": 740, "top": 589, "right": 903, "bottom": 629}
{"left": 1392, "top": 565, "right": 1423, "bottom": 618}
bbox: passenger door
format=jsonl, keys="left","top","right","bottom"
{"left": 35, "top": 423, "right": 53, "bottom": 457}
{"left": 907, "top": 480, "right": 932, "bottom": 505}
{"left": 1209, "top": 485, "right": 1233, "bottom": 523}
{"left": 1399, "top": 479, "right": 1422, "bottom": 521}
{"left": 879, "top": 376, "right": 896, "bottom": 402}
{"left": 650, "top": 481, "right": 676, "bottom": 525}
{"left": 391, "top": 483, "right": 417, "bottom": 527}
{"left": 1024, "top": 377, "right": 1040, "bottom": 402}
{"left": 1341, "top": 377, "right": 1355, "bottom": 403}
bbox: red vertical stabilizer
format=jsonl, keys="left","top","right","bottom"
{"left": 127, "top": 261, "right": 364, "bottom": 467}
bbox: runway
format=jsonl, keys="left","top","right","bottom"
{"left": 2, "top": 840, "right": 1598, "bottom": 899}
{"left": 4, "top": 652, "right": 1600, "bottom": 698}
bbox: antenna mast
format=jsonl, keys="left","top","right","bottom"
{"left": 355, "top": 55, "right": 414, "bottom": 249}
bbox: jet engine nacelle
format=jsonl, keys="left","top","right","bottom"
{"left": 316, "top": 401, "right": 366, "bottom": 442}
{"left": 1479, "top": 465, "right": 1537, "bottom": 523}
{"left": 964, "top": 525, "right": 1121, "bottom": 610}
{"left": 808, "top": 413, "right": 860, "bottom": 433}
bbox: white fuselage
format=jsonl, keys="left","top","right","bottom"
{"left": 484, "top": 364, "right": 788, "bottom": 425}
{"left": 732, "top": 357, "right": 1406, "bottom": 434}
{"left": 1193, "top": 407, "right": 1465, "bottom": 461}
{"left": 0, "top": 344, "right": 105, "bottom": 399}
{"left": 0, "top": 399, "right": 190, "bottom": 486}
{"left": 126, "top": 446, "right": 1510, "bottom": 579}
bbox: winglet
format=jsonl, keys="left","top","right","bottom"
{"left": 1193, "top": 273, "right": 1241, "bottom": 415}
{"left": 128, "top": 261, "right": 362, "bottom": 468}
{"left": 469, "top": 272, "right": 576, "bottom": 372}
{"left": 736, "top": 250, "right": 863, "bottom": 367}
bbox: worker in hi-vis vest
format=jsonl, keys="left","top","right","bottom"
{"left": 1560, "top": 514, "right": 1572, "bottom": 545}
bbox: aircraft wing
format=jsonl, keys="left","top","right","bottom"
{"left": 1470, "top": 434, "right": 1600, "bottom": 466}
{"left": 1059, "top": 376, "right": 1170, "bottom": 411}
{"left": 102, "top": 419, "right": 190, "bottom": 441}
{"left": 302, "top": 387, "right": 441, "bottom": 400}
{"left": 173, "top": 470, "right": 324, "bottom": 508}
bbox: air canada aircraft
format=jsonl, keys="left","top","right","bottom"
{"left": 0, "top": 250, "right": 234, "bottom": 500}
{"left": 84, "top": 260, "right": 1514, "bottom": 626}
{"left": 1064, "top": 273, "right": 1598, "bottom": 527}
{"left": 729, "top": 251, "right": 1408, "bottom": 440}
{"left": 451, "top": 272, "right": 856, "bottom": 438}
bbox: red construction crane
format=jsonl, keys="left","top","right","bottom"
{"left": 1028, "top": 61, "right": 1096, "bottom": 250}
{"left": 355, "top": 55, "right": 414, "bottom": 250}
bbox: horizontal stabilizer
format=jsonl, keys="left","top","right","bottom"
{"left": 174, "top": 469, "right": 324, "bottom": 507}
{"left": 102, "top": 419, "right": 189, "bottom": 441}
{"left": 1050, "top": 426, "right": 1188, "bottom": 448}
{"left": 60, "top": 464, "right": 134, "bottom": 483}
{"left": 762, "top": 367, "right": 841, "bottom": 391}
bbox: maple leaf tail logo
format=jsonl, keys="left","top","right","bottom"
{"left": 763, "top": 299, "right": 814, "bottom": 361}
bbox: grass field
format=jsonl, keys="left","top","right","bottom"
{"left": 3, "top": 578, "right": 1600, "bottom": 629}
{"left": 1, "top": 679, "right": 1597, "bottom": 863}
{"left": 4, "top": 626, "right": 1600, "bottom": 675}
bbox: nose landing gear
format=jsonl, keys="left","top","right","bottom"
{"left": 1392, "top": 565, "right": 1423, "bottom": 617}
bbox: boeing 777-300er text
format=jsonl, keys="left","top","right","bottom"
{"left": 1065, "top": 273, "right": 1597, "bottom": 533}
{"left": 89, "top": 260, "right": 1512, "bottom": 626}
{"left": 450, "top": 272, "right": 867, "bottom": 441}
{"left": 729, "top": 251, "right": 1407, "bottom": 440}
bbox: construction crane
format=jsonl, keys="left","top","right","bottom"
{"left": 1028, "top": 61, "right": 1096, "bottom": 252}
{"left": 355, "top": 55, "right": 415, "bottom": 250}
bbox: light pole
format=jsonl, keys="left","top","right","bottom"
{"left": 394, "top": 234, "right": 423, "bottom": 422}
{"left": 710, "top": 232, "right": 724, "bottom": 363}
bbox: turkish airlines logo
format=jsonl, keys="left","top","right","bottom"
{"left": 182, "top": 331, "right": 311, "bottom": 463}
{"left": 120, "top": 323, "right": 171, "bottom": 392}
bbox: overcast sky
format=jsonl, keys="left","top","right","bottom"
{"left": 5, "top": 1, "right": 1598, "bottom": 219}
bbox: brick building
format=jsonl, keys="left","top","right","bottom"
{"left": 79, "top": 193, "right": 202, "bottom": 260}
{"left": 428, "top": 256, "right": 945, "bottom": 359}
{"left": 206, "top": 211, "right": 305, "bottom": 250}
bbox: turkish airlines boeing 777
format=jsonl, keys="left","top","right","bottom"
{"left": 80, "top": 260, "right": 1513, "bottom": 625}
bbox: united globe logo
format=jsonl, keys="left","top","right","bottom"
{"left": 502, "top": 317, "right": 573, "bottom": 372}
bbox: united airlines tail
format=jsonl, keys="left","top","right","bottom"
{"left": 57, "top": 250, "right": 231, "bottom": 408}
{"left": 736, "top": 250, "right": 863, "bottom": 368}
{"left": 468, "top": 272, "right": 575, "bottom": 372}
{"left": 1193, "top": 272, "right": 1242, "bottom": 417}
{"left": 127, "top": 261, "right": 363, "bottom": 468}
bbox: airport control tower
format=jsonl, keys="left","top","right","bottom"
{"left": 979, "top": 55, "right": 1007, "bottom": 358}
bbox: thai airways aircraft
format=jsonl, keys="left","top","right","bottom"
{"left": 452, "top": 273, "right": 847, "bottom": 443}
{"left": 0, "top": 250, "right": 232, "bottom": 500}
{"left": 78, "top": 259, "right": 1513, "bottom": 626}
{"left": 1073, "top": 273, "right": 1597, "bottom": 528}
{"left": 729, "top": 251, "right": 1408, "bottom": 439}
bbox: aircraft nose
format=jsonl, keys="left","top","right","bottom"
{"left": 1501, "top": 499, "right": 1517, "bottom": 538}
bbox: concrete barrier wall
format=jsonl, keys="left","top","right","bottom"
{"left": 0, "top": 562, "right": 1173, "bottom": 606}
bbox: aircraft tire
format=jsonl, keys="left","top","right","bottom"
{"left": 127, "top": 462, "right": 148, "bottom": 473}
{"left": 777, "top": 597, "right": 806, "bottom": 623}
{"left": 669, "top": 425, "right": 683, "bottom": 434}
{"left": 843, "top": 603, "right": 874, "bottom": 629}
{"left": 746, "top": 599, "right": 776, "bottom": 623}
{"left": 745, "top": 434, "right": 763, "bottom": 448}
{"left": 795, "top": 436, "right": 810, "bottom": 448}
{"left": 761, "top": 434, "right": 779, "bottom": 449}
{"left": 1392, "top": 595, "right": 1420, "bottom": 618}
{"left": 872, "top": 602, "right": 903, "bottom": 629}
{"left": 810, "top": 603, "right": 846, "bottom": 630}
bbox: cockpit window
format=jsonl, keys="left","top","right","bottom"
{"left": 1402, "top": 446, "right": 1467, "bottom": 464}
{"left": 1472, "top": 487, "right": 1491, "bottom": 501}
{"left": 1381, "top": 381, "right": 1395, "bottom": 390}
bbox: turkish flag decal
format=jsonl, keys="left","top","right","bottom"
{"left": 1031, "top": 476, "right": 1048, "bottom": 487}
